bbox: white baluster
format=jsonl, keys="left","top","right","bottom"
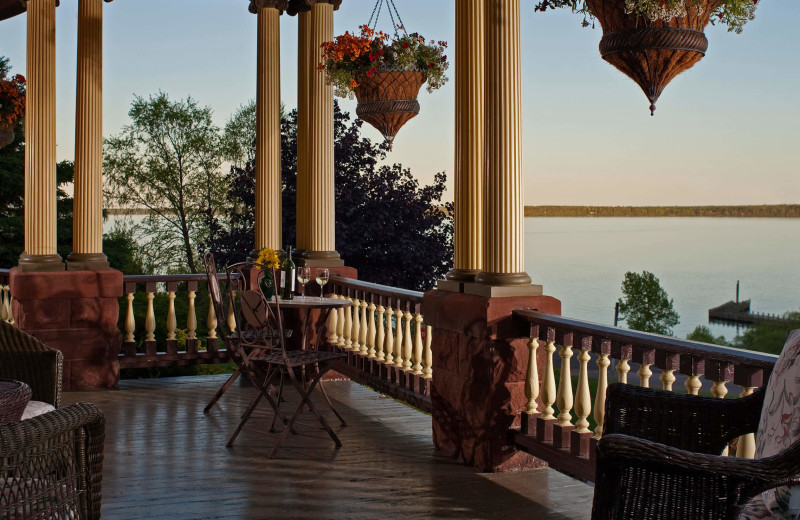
{"left": 124, "top": 292, "right": 135, "bottom": 343}
{"left": 227, "top": 293, "right": 236, "bottom": 333}
{"left": 166, "top": 288, "right": 177, "bottom": 341}
{"left": 0, "top": 285, "right": 7, "bottom": 322}
{"left": 351, "top": 297, "right": 362, "bottom": 352}
{"left": 385, "top": 305, "right": 395, "bottom": 365}
{"left": 638, "top": 363, "right": 653, "bottom": 388}
{"left": 594, "top": 353, "right": 610, "bottom": 439}
{"left": 336, "top": 294, "right": 346, "bottom": 347}
{"left": 4, "top": 286, "right": 14, "bottom": 325}
{"left": 187, "top": 288, "right": 197, "bottom": 344}
{"left": 541, "top": 339, "right": 557, "bottom": 420}
{"left": 557, "top": 340, "right": 575, "bottom": 427}
{"left": 525, "top": 337, "right": 540, "bottom": 414}
{"left": 660, "top": 369, "right": 676, "bottom": 391}
{"left": 375, "top": 302, "right": 386, "bottom": 361}
{"left": 711, "top": 379, "right": 730, "bottom": 455}
{"left": 423, "top": 325, "right": 433, "bottom": 379}
{"left": 737, "top": 387, "right": 757, "bottom": 459}
{"left": 575, "top": 348, "right": 592, "bottom": 434}
{"left": 344, "top": 296, "right": 355, "bottom": 350}
{"left": 328, "top": 294, "right": 339, "bottom": 344}
{"left": 367, "top": 299, "right": 377, "bottom": 358}
{"left": 393, "top": 306, "right": 404, "bottom": 368}
{"left": 412, "top": 313, "right": 424, "bottom": 375}
{"left": 207, "top": 292, "right": 218, "bottom": 342}
{"left": 359, "top": 299, "right": 369, "bottom": 356}
{"left": 402, "top": 308, "right": 413, "bottom": 371}
{"left": 685, "top": 375, "right": 702, "bottom": 396}
{"left": 145, "top": 290, "right": 156, "bottom": 342}
{"left": 616, "top": 358, "right": 630, "bottom": 384}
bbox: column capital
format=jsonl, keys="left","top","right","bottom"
{"left": 287, "top": 0, "right": 340, "bottom": 15}
{"left": 249, "top": 0, "right": 288, "bottom": 13}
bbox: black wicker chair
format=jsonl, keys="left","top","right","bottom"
{"left": 0, "top": 321, "right": 104, "bottom": 519}
{"left": 592, "top": 383, "right": 800, "bottom": 519}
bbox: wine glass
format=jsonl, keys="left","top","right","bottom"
{"left": 296, "top": 267, "right": 311, "bottom": 299}
{"left": 316, "top": 268, "right": 329, "bottom": 300}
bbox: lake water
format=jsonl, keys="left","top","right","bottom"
{"left": 524, "top": 218, "right": 800, "bottom": 340}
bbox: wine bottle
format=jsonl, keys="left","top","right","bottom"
{"left": 280, "top": 245, "right": 296, "bottom": 300}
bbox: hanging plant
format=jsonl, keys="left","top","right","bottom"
{"left": 319, "top": 24, "right": 449, "bottom": 148}
{"left": 535, "top": 0, "right": 761, "bottom": 114}
{"left": 0, "top": 58, "right": 25, "bottom": 149}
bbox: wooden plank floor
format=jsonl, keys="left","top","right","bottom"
{"left": 63, "top": 375, "right": 593, "bottom": 520}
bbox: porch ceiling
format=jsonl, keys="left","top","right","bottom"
{"left": 0, "top": 0, "right": 24, "bottom": 21}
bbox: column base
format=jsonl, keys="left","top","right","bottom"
{"left": 474, "top": 270, "right": 532, "bottom": 286}
{"left": 66, "top": 252, "right": 110, "bottom": 271}
{"left": 463, "top": 282, "right": 543, "bottom": 298}
{"left": 17, "top": 253, "right": 64, "bottom": 272}
{"left": 297, "top": 250, "right": 344, "bottom": 267}
{"left": 445, "top": 268, "right": 480, "bottom": 282}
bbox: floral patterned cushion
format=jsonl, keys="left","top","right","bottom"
{"left": 740, "top": 493, "right": 773, "bottom": 520}
{"left": 753, "top": 329, "right": 800, "bottom": 518}
{"left": 21, "top": 400, "right": 55, "bottom": 420}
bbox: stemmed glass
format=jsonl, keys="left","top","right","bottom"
{"left": 316, "top": 268, "right": 329, "bottom": 300}
{"left": 296, "top": 267, "right": 311, "bottom": 299}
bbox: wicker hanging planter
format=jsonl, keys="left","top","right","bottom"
{"left": 354, "top": 66, "right": 427, "bottom": 150}
{"left": 585, "top": 0, "right": 715, "bottom": 115}
{"left": 0, "top": 119, "right": 15, "bottom": 150}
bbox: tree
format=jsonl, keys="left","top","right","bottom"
{"left": 221, "top": 99, "right": 256, "bottom": 169}
{"left": 687, "top": 325, "right": 729, "bottom": 346}
{"left": 617, "top": 271, "right": 680, "bottom": 335}
{"left": 733, "top": 311, "right": 800, "bottom": 355}
{"left": 104, "top": 92, "right": 226, "bottom": 273}
{"left": 204, "top": 102, "right": 454, "bottom": 291}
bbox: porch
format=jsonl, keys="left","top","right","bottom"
{"left": 62, "top": 374, "right": 594, "bottom": 520}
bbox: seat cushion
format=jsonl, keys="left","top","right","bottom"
{"left": 739, "top": 493, "right": 773, "bottom": 519}
{"left": 754, "top": 329, "right": 800, "bottom": 516}
{"left": 21, "top": 400, "right": 55, "bottom": 420}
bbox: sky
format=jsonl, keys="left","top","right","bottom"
{"left": 0, "top": 0, "right": 798, "bottom": 205}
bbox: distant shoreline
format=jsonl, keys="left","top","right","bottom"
{"left": 524, "top": 205, "right": 800, "bottom": 218}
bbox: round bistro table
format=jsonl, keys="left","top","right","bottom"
{"left": 269, "top": 296, "right": 352, "bottom": 425}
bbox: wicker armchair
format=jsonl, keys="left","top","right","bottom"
{"left": 0, "top": 322, "right": 104, "bottom": 519}
{"left": 592, "top": 383, "right": 800, "bottom": 520}
{"left": 0, "top": 320, "right": 62, "bottom": 408}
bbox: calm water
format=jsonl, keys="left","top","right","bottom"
{"left": 525, "top": 218, "right": 800, "bottom": 340}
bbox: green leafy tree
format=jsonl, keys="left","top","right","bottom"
{"left": 687, "top": 325, "right": 729, "bottom": 346}
{"left": 204, "top": 102, "right": 454, "bottom": 291}
{"left": 733, "top": 311, "right": 800, "bottom": 355}
{"left": 221, "top": 99, "right": 256, "bottom": 169}
{"left": 617, "top": 271, "right": 680, "bottom": 335}
{"left": 104, "top": 92, "right": 226, "bottom": 273}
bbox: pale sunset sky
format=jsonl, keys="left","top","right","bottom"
{"left": 0, "top": 0, "right": 797, "bottom": 205}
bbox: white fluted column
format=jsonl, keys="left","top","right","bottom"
{"left": 474, "top": 0, "right": 530, "bottom": 287}
{"left": 446, "top": 0, "right": 484, "bottom": 283}
{"left": 68, "top": 0, "right": 109, "bottom": 270}
{"left": 253, "top": 0, "right": 286, "bottom": 252}
{"left": 295, "top": 8, "right": 311, "bottom": 253}
{"left": 19, "top": 0, "right": 63, "bottom": 271}
{"left": 302, "top": 0, "right": 343, "bottom": 266}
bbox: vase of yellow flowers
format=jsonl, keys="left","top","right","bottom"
{"left": 255, "top": 247, "right": 280, "bottom": 300}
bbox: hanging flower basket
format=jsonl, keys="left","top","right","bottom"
{"left": 320, "top": 25, "right": 448, "bottom": 148}
{"left": 353, "top": 65, "right": 426, "bottom": 149}
{"left": 0, "top": 119, "right": 14, "bottom": 149}
{"left": 0, "top": 60, "right": 25, "bottom": 149}
{"left": 535, "top": 0, "right": 760, "bottom": 114}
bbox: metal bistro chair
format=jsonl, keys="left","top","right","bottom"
{"left": 225, "top": 261, "right": 347, "bottom": 457}
{"left": 202, "top": 252, "right": 291, "bottom": 415}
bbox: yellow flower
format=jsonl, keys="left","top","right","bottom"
{"left": 255, "top": 247, "right": 280, "bottom": 270}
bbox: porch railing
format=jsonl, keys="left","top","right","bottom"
{"left": 511, "top": 310, "right": 777, "bottom": 482}
{"left": 0, "top": 269, "right": 12, "bottom": 325}
{"left": 119, "top": 273, "right": 233, "bottom": 369}
{"left": 325, "top": 275, "right": 433, "bottom": 413}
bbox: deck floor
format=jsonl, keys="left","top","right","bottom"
{"left": 63, "top": 374, "right": 593, "bottom": 520}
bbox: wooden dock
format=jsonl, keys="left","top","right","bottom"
{"left": 708, "top": 300, "right": 794, "bottom": 327}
